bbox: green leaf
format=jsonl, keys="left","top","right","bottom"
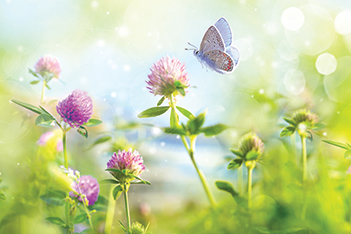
{"left": 130, "top": 175, "right": 151, "bottom": 185}
{"left": 30, "top": 80, "right": 40, "bottom": 85}
{"left": 113, "top": 185, "right": 123, "bottom": 200}
{"left": 322, "top": 140, "right": 349, "bottom": 150}
{"left": 176, "top": 87, "right": 185, "bottom": 96}
{"left": 283, "top": 118, "right": 296, "bottom": 126}
{"left": 101, "top": 179, "right": 120, "bottom": 184}
{"left": 35, "top": 114, "right": 56, "bottom": 128}
{"left": 40, "top": 190, "right": 66, "bottom": 206}
{"left": 227, "top": 158, "right": 243, "bottom": 170}
{"left": 246, "top": 151, "right": 260, "bottom": 160}
{"left": 11, "top": 99, "right": 43, "bottom": 115}
{"left": 137, "top": 106, "right": 170, "bottom": 118}
{"left": 45, "top": 217, "right": 66, "bottom": 226}
{"left": 28, "top": 68, "right": 39, "bottom": 78}
{"left": 83, "top": 118, "right": 103, "bottom": 127}
{"left": 73, "top": 213, "right": 87, "bottom": 224}
{"left": 280, "top": 126, "right": 295, "bottom": 137}
{"left": 230, "top": 149, "right": 243, "bottom": 158}
{"left": 118, "top": 220, "right": 127, "bottom": 232}
{"left": 344, "top": 149, "right": 351, "bottom": 159}
{"left": 312, "top": 122, "right": 326, "bottom": 130}
{"left": 0, "top": 191, "right": 6, "bottom": 201}
{"left": 157, "top": 96, "right": 166, "bottom": 106}
{"left": 215, "top": 180, "right": 239, "bottom": 197}
{"left": 176, "top": 106, "right": 194, "bottom": 119}
{"left": 77, "top": 126, "right": 88, "bottom": 138}
{"left": 187, "top": 111, "right": 206, "bottom": 134}
{"left": 170, "top": 108, "right": 179, "bottom": 128}
{"left": 39, "top": 106, "right": 59, "bottom": 123}
{"left": 87, "top": 135, "right": 111, "bottom": 150}
{"left": 45, "top": 82, "right": 51, "bottom": 90}
{"left": 163, "top": 127, "right": 187, "bottom": 136}
{"left": 200, "top": 124, "right": 228, "bottom": 136}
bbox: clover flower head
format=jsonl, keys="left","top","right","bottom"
{"left": 107, "top": 148, "right": 145, "bottom": 181}
{"left": 35, "top": 55, "right": 61, "bottom": 79}
{"left": 292, "top": 109, "right": 319, "bottom": 126}
{"left": 238, "top": 132, "right": 264, "bottom": 160}
{"left": 131, "top": 221, "right": 147, "bottom": 234}
{"left": 56, "top": 89, "right": 93, "bottom": 128}
{"left": 70, "top": 175, "right": 100, "bottom": 206}
{"left": 146, "top": 56, "right": 189, "bottom": 98}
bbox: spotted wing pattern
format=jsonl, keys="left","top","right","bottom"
{"left": 214, "top": 17, "right": 232, "bottom": 47}
{"left": 203, "top": 50, "right": 234, "bottom": 74}
{"left": 199, "top": 26, "right": 225, "bottom": 53}
{"left": 226, "top": 45, "right": 240, "bottom": 66}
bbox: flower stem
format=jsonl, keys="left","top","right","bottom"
{"left": 238, "top": 166, "right": 243, "bottom": 195}
{"left": 104, "top": 185, "right": 116, "bottom": 234}
{"left": 62, "top": 130, "right": 68, "bottom": 169}
{"left": 124, "top": 188, "right": 131, "bottom": 233}
{"left": 40, "top": 80, "right": 46, "bottom": 105}
{"left": 82, "top": 199, "right": 94, "bottom": 230}
{"left": 301, "top": 136, "right": 307, "bottom": 182}
{"left": 247, "top": 167, "right": 253, "bottom": 210}
{"left": 65, "top": 198, "right": 72, "bottom": 234}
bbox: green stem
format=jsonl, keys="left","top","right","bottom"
{"left": 82, "top": 198, "right": 94, "bottom": 230}
{"left": 238, "top": 166, "right": 243, "bottom": 195}
{"left": 247, "top": 167, "right": 253, "bottom": 210}
{"left": 104, "top": 185, "right": 116, "bottom": 234}
{"left": 301, "top": 136, "right": 307, "bottom": 182}
{"left": 40, "top": 80, "right": 46, "bottom": 105}
{"left": 65, "top": 198, "right": 72, "bottom": 234}
{"left": 124, "top": 187, "right": 131, "bottom": 233}
{"left": 169, "top": 95, "right": 216, "bottom": 207}
{"left": 63, "top": 130, "right": 68, "bottom": 169}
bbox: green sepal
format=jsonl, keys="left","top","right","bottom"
{"left": 280, "top": 126, "right": 295, "bottom": 137}
{"left": 322, "top": 140, "right": 349, "bottom": 150}
{"left": 77, "top": 126, "right": 88, "bottom": 138}
{"left": 246, "top": 151, "right": 260, "bottom": 160}
{"left": 283, "top": 118, "right": 296, "bottom": 126}
{"left": 30, "top": 80, "right": 40, "bottom": 85}
{"left": 113, "top": 185, "right": 123, "bottom": 200}
{"left": 215, "top": 180, "right": 239, "bottom": 197}
{"left": 41, "top": 71, "right": 55, "bottom": 83}
{"left": 11, "top": 99, "right": 43, "bottom": 115}
{"left": 230, "top": 149, "right": 243, "bottom": 158}
{"left": 101, "top": 179, "right": 120, "bottom": 184}
{"left": 176, "top": 87, "right": 185, "bottom": 96}
{"left": 200, "top": 124, "right": 228, "bottom": 136}
{"left": 35, "top": 114, "right": 56, "bottom": 128}
{"left": 0, "top": 191, "right": 6, "bottom": 201}
{"left": 82, "top": 118, "right": 103, "bottom": 127}
{"left": 45, "top": 217, "right": 66, "bottom": 226}
{"left": 176, "top": 106, "right": 194, "bottom": 119}
{"left": 157, "top": 96, "right": 166, "bottom": 106}
{"left": 163, "top": 127, "right": 187, "bottom": 136}
{"left": 130, "top": 174, "right": 151, "bottom": 185}
{"left": 137, "top": 106, "right": 170, "bottom": 118}
{"left": 86, "top": 135, "right": 111, "bottom": 150}
{"left": 227, "top": 158, "right": 243, "bottom": 170}
{"left": 174, "top": 80, "right": 188, "bottom": 88}
{"left": 45, "top": 82, "right": 51, "bottom": 90}
{"left": 73, "top": 213, "right": 88, "bottom": 224}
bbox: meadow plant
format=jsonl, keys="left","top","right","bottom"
{"left": 138, "top": 56, "right": 228, "bottom": 207}
{"left": 105, "top": 148, "right": 150, "bottom": 233}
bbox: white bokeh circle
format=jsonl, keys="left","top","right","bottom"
{"left": 315, "top": 53, "right": 337, "bottom": 75}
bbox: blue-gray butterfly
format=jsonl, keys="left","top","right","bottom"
{"left": 186, "top": 17, "right": 240, "bottom": 74}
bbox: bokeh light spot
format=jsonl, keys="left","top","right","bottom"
{"left": 283, "top": 69, "right": 306, "bottom": 95}
{"left": 316, "top": 53, "right": 337, "bottom": 75}
{"left": 334, "top": 11, "right": 351, "bottom": 35}
{"left": 281, "top": 7, "right": 305, "bottom": 31}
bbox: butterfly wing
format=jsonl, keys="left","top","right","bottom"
{"left": 226, "top": 45, "right": 240, "bottom": 66}
{"left": 214, "top": 17, "right": 232, "bottom": 47}
{"left": 201, "top": 50, "right": 235, "bottom": 74}
{"left": 199, "top": 26, "right": 225, "bottom": 53}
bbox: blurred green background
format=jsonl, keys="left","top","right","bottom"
{"left": 1, "top": 0, "right": 351, "bottom": 233}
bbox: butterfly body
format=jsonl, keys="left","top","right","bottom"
{"left": 189, "top": 18, "right": 240, "bottom": 74}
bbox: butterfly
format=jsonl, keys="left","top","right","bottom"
{"left": 186, "top": 17, "right": 240, "bottom": 74}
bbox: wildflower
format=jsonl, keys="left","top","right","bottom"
{"left": 38, "top": 131, "right": 63, "bottom": 152}
{"left": 56, "top": 89, "right": 93, "bottom": 128}
{"left": 130, "top": 222, "right": 148, "bottom": 234}
{"left": 70, "top": 175, "right": 100, "bottom": 206}
{"left": 146, "top": 56, "right": 189, "bottom": 98}
{"left": 107, "top": 148, "right": 145, "bottom": 182}
{"left": 281, "top": 109, "right": 320, "bottom": 138}
{"left": 35, "top": 55, "right": 61, "bottom": 79}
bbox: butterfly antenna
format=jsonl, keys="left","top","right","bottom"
{"left": 185, "top": 42, "right": 197, "bottom": 50}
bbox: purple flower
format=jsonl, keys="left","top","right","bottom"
{"left": 146, "top": 56, "right": 189, "bottom": 97}
{"left": 35, "top": 55, "right": 61, "bottom": 79}
{"left": 38, "top": 131, "right": 63, "bottom": 152}
{"left": 107, "top": 148, "right": 145, "bottom": 179}
{"left": 38, "top": 131, "right": 55, "bottom": 146}
{"left": 70, "top": 175, "right": 100, "bottom": 206}
{"left": 56, "top": 89, "right": 93, "bottom": 128}
{"left": 239, "top": 132, "right": 265, "bottom": 160}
